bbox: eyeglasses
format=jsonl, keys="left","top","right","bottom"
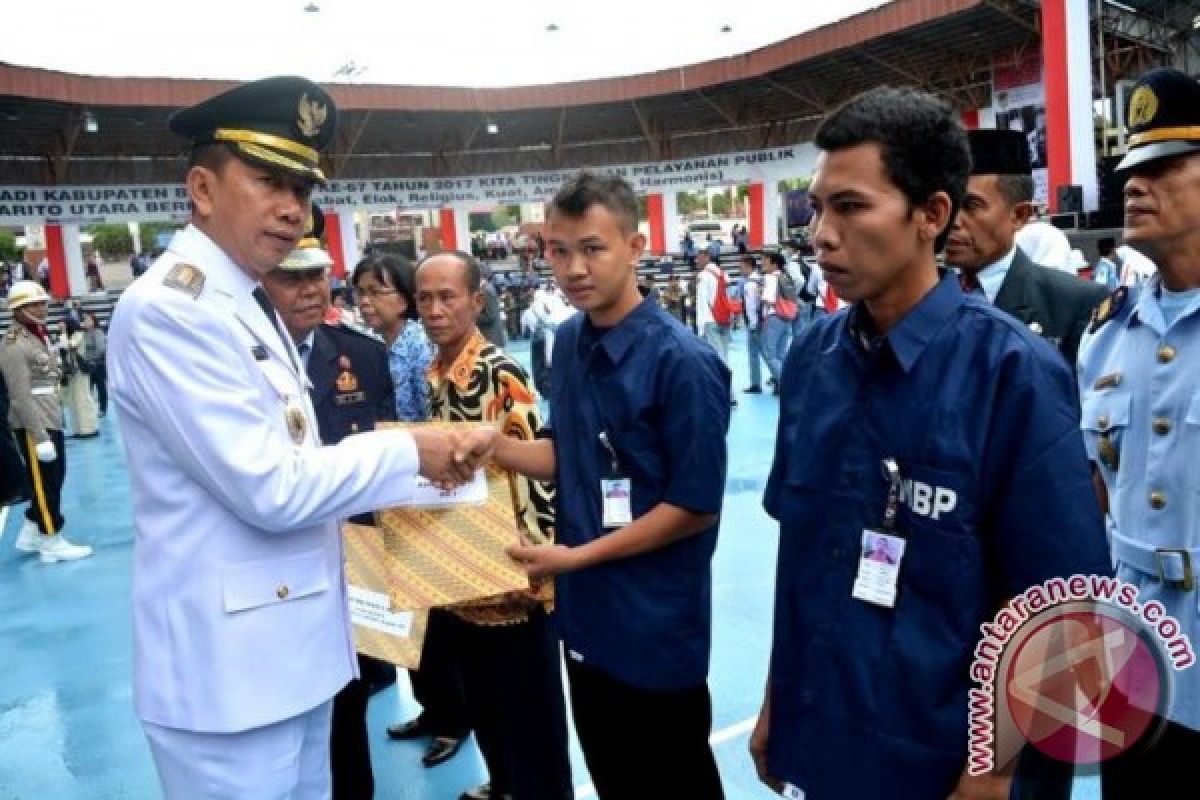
{"left": 353, "top": 287, "right": 399, "bottom": 300}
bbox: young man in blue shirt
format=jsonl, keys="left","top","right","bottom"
{"left": 497, "top": 172, "right": 732, "bottom": 799}
{"left": 750, "top": 87, "right": 1110, "bottom": 800}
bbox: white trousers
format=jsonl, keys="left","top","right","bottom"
{"left": 143, "top": 700, "right": 333, "bottom": 800}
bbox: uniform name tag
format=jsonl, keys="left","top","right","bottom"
{"left": 334, "top": 391, "right": 365, "bottom": 406}
{"left": 852, "top": 528, "right": 905, "bottom": 609}
{"left": 601, "top": 478, "right": 633, "bottom": 529}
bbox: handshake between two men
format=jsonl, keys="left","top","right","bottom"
{"left": 408, "top": 425, "right": 500, "bottom": 489}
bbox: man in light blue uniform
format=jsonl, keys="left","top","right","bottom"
{"left": 1077, "top": 67, "right": 1200, "bottom": 797}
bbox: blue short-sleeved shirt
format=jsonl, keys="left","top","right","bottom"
{"left": 547, "top": 297, "right": 731, "bottom": 690}
{"left": 763, "top": 272, "right": 1110, "bottom": 799}
{"left": 1078, "top": 278, "right": 1200, "bottom": 730}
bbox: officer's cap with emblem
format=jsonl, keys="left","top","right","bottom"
{"left": 6, "top": 280, "right": 51, "bottom": 310}
{"left": 169, "top": 76, "right": 336, "bottom": 184}
{"left": 966, "top": 129, "right": 1032, "bottom": 176}
{"left": 279, "top": 205, "right": 334, "bottom": 271}
{"left": 1116, "top": 68, "right": 1200, "bottom": 173}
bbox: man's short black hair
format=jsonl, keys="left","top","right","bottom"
{"left": 995, "top": 174, "right": 1036, "bottom": 206}
{"left": 740, "top": 254, "right": 757, "bottom": 268}
{"left": 187, "top": 142, "right": 235, "bottom": 172}
{"left": 1098, "top": 237, "right": 1116, "bottom": 255}
{"left": 767, "top": 252, "right": 787, "bottom": 269}
{"left": 417, "top": 250, "right": 483, "bottom": 293}
{"left": 351, "top": 254, "right": 419, "bottom": 321}
{"left": 547, "top": 172, "right": 638, "bottom": 234}
{"left": 815, "top": 86, "right": 970, "bottom": 252}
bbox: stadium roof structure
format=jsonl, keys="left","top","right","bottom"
{"left": 0, "top": 0, "right": 1192, "bottom": 186}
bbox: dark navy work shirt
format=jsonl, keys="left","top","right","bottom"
{"left": 762, "top": 272, "right": 1110, "bottom": 798}
{"left": 547, "top": 297, "right": 731, "bottom": 690}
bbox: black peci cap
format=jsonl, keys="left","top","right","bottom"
{"left": 169, "top": 76, "right": 336, "bottom": 184}
{"left": 967, "top": 129, "right": 1032, "bottom": 176}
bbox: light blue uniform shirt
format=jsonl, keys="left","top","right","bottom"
{"left": 1078, "top": 276, "right": 1200, "bottom": 730}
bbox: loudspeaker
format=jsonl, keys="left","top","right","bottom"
{"left": 1050, "top": 212, "right": 1079, "bottom": 230}
{"left": 1057, "top": 185, "right": 1083, "bottom": 213}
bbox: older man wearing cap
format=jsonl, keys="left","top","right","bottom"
{"left": 0, "top": 280, "right": 93, "bottom": 562}
{"left": 945, "top": 129, "right": 1106, "bottom": 365}
{"left": 1078, "top": 67, "right": 1200, "bottom": 798}
{"left": 107, "top": 76, "right": 495, "bottom": 799}
{"left": 260, "top": 207, "right": 398, "bottom": 800}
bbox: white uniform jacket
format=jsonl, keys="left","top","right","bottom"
{"left": 108, "top": 225, "right": 422, "bottom": 733}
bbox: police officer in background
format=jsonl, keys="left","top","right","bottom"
{"left": 750, "top": 87, "right": 1110, "bottom": 800}
{"left": 260, "top": 207, "right": 396, "bottom": 800}
{"left": 1078, "top": 67, "right": 1200, "bottom": 797}
{"left": 107, "top": 76, "right": 493, "bottom": 799}
{"left": 0, "top": 280, "right": 93, "bottom": 562}
{"left": 945, "top": 129, "right": 1106, "bottom": 366}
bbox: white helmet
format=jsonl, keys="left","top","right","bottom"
{"left": 6, "top": 280, "right": 50, "bottom": 310}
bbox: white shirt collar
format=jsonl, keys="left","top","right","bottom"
{"left": 977, "top": 246, "right": 1018, "bottom": 304}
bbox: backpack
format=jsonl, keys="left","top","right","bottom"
{"left": 773, "top": 270, "right": 800, "bottom": 321}
{"left": 708, "top": 266, "right": 734, "bottom": 327}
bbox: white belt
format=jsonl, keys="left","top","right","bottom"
{"left": 1111, "top": 529, "right": 1198, "bottom": 591}
{"left": 31, "top": 386, "right": 57, "bottom": 396}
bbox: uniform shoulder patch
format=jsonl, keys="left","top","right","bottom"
{"left": 163, "top": 262, "right": 206, "bottom": 298}
{"left": 1089, "top": 286, "right": 1127, "bottom": 334}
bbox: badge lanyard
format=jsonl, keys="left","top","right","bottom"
{"left": 851, "top": 457, "right": 907, "bottom": 609}
{"left": 598, "top": 431, "right": 633, "bottom": 529}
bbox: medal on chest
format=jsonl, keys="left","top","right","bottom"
{"left": 285, "top": 402, "right": 308, "bottom": 445}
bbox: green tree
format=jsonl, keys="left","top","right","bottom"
{"left": 469, "top": 212, "right": 497, "bottom": 233}
{"left": 137, "top": 222, "right": 185, "bottom": 252}
{"left": 86, "top": 224, "right": 133, "bottom": 257}
{"left": 676, "top": 191, "right": 706, "bottom": 216}
{"left": 0, "top": 230, "right": 18, "bottom": 263}
{"left": 710, "top": 193, "right": 732, "bottom": 217}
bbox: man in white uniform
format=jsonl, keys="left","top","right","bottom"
{"left": 107, "top": 76, "right": 493, "bottom": 800}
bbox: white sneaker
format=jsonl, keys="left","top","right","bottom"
{"left": 15, "top": 520, "right": 40, "bottom": 553}
{"left": 37, "top": 535, "right": 93, "bottom": 563}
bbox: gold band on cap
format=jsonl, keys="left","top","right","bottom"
{"left": 297, "top": 237, "right": 321, "bottom": 249}
{"left": 233, "top": 141, "right": 327, "bottom": 183}
{"left": 1128, "top": 126, "right": 1200, "bottom": 147}
{"left": 213, "top": 128, "right": 319, "bottom": 164}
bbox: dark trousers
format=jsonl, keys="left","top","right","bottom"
{"left": 1010, "top": 745, "right": 1073, "bottom": 800}
{"left": 330, "top": 657, "right": 373, "bottom": 800}
{"left": 565, "top": 659, "right": 723, "bottom": 800}
{"left": 454, "top": 610, "right": 572, "bottom": 799}
{"left": 14, "top": 428, "right": 65, "bottom": 534}
{"left": 1102, "top": 716, "right": 1200, "bottom": 798}
{"left": 409, "top": 609, "right": 470, "bottom": 738}
{"left": 90, "top": 365, "right": 107, "bottom": 415}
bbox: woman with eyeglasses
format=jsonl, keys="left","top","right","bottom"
{"left": 350, "top": 255, "right": 434, "bottom": 423}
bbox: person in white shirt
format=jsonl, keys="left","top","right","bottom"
{"left": 1116, "top": 243, "right": 1156, "bottom": 286}
{"left": 760, "top": 253, "right": 792, "bottom": 394}
{"left": 738, "top": 255, "right": 766, "bottom": 393}
{"left": 694, "top": 251, "right": 730, "bottom": 361}
{"left": 1015, "top": 218, "right": 1073, "bottom": 272}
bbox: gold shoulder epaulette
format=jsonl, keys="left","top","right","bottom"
{"left": 1089, "top": 286, "right": 1127, "bottom": 334}
{"left": 163, "top": 262, "right": 206, "bottom": 299}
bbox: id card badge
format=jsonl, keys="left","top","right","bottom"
{"left": 851, "top": 528, "right": 906, "bottom": 608}
{"left": 598, "top": 431, "right": 633, "bottom": 529}
{"left": 601, "top": 478, "right": 633, "bottom": 529}
{"left": 851, "top": 458, "right": 906, "bottom": 609}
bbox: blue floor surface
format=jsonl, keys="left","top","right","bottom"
{"left": 0, "top": 331, "right": 1099, "bottom": 799}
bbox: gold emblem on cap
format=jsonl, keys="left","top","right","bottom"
{"left": 1129, "top": 86, "right": 1159, "bottom": 128}
{"left": 297, "top": 93, "right": 328, "bottom": 138}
